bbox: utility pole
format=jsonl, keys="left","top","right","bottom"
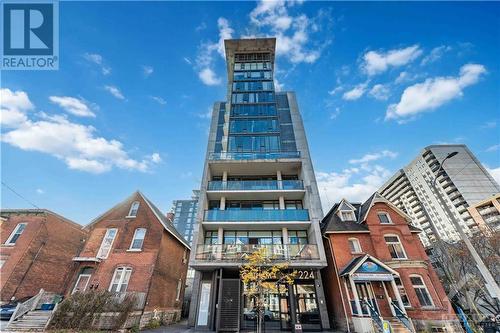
{"left": 431, "top": 152, "right": 500, "bottom": 301}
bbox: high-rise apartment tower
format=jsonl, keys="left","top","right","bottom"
{"left": 188, "top": 38, "right": 329, "bottom": 331}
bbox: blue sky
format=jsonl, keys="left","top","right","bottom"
{"left": 2, "top": 1, "right": 499, "bottom": 224}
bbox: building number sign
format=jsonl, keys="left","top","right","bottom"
{"left": 296, "top": 270, "right": 315, "bottom": 279}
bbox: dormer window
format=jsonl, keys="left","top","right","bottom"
{"left": 340, "top": 210, "right": 356, "bottom": 221}
{"left": 127, "top": 201, "right": 140, "bottom": 218}
{"left": 378, "top": 212, "right": 392, "bottom": 224}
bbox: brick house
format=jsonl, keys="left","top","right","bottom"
{"left": 68, "top": 191, "right": 190, "bottom": 326}
{"left": 321, "top": 193, "right": 462, "bottom": 333}
{"left": 0, "top": 209, "right": 87, "bottom": 302}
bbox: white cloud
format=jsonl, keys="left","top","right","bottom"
{"left": 486, "top": 144, "right": 500, "bottom": 152}
{"left": 83, "top": 52, "right": 111, "bottom": 75}
{"left": 342, "top": 83, "right": 367, "bottom": 101}
{"left": 36, "top": 188, "right": 44, "bottom": 194}
{"left": 197, "top": 107, "right": 213, "bottom": 119}
{"left": 369, "top": 84, "right": 390, "bottom": 101}
{"left": 143, "top": 65, "right": 154, "bottom": 77}
{"left": 49, "top": 96, "right": 96, "bottom": 117}
{"left": 198, "top": 68, "right": 221, "bottom": 86}
{"left": 0, "top": 88, "right": 33, "bottom": 127}
{"left": 150, "top": 96, "right": 167, "bottom": 105}
{"left": 249, "top": 1, "right": 326, "bottom": 64}
{"left": 421, "top": 45, "right": 452, "bottom": 66}
{"left": 194, "top": 17, "right": 233, "bottom": 86}
{"left": 274, "top": 78, "right": 284, "bottom": 91}
{"left": 104, "top": 85, "right": 125, "bottom": 100}
{"left": 362, "top": 45, "right": 422, "bottom": 76}
{"left": 150, "top": 153, "right": 162, "bottom": 163}
{"left": 1, "top": 89, "right": 159, "bottom": 174}
{"left": 328, "top": 85, "right": 343, "bottom": 95}
{"left": 349, "top": 150, "right": 398, "bottom": 164}
{"left": 317, "top": 165, "right": 392, "bottom": 211}
{"left": 486, "top": 167, "right": 500, "bottom": 185}
{"left": 386, "top": 63, "right": 486, "bottom": 122}
{"left": 330, "top": 107, "right": 341, "bottom": 120}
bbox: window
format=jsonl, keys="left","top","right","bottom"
{"left": 97, "top": 228, "right": 117, "bottom": 259}
{"left": 5, "top": 223, "right": 26, "bottom": 245}
{"left": 340, "top": 211, "right": 356, "bottom": 221}
{"left": 109, "top": 267, "right": 132, "bottom": 292}
{"left": 288, "top": 230, "right": 307, "bottom": 245}
{"left": 129, "top": 228, "right": 146, "bottom": 250}
{"left": 384, "top": 235, "right": 407, "bottom": 259}
{"left": 410, "top": 275, "right": 434, "bottom": 307}
{"left": 348, "top": 238, "right": 362, "bottom": 253}
{"left": 394, "top": 277, "right": 411, "bottom": 307}
{"left": 127, "top": 201, "right": 140, "bottom": 217}
{"left": 72, "top": 267, "right": 94, "bottom": 294}
{"left": 378, "top": 212, "right": 392, "bottom": 224}
{"left": 176, "top": 279, "right": 182, "bottom": 301}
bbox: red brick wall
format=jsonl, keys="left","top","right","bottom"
{"left": 66, "top": 193, "right": 189, "bottom": 312}
{"left": 322, "top": 201, "right": 457, "bottom": 327}
{"left": 0, "top": 212, "right": 87, "bottom": 301}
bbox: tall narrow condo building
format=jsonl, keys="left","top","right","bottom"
{"left": 188, "top": 38, "right": 329, "bottom": 331}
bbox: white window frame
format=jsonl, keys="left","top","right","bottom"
{"left": 340, "top": 210, "right": 356, "bottom": 221}
{"left": 109, "top": 267, "right": 132, "bottom": 293}
{"left": 377, "top": 212, "right": 393, "bottom": 224}
{"left": 176, "top": 279, "right": 182, "bottom": 301}
{"left": 129, "top": 228, "right": 146, "bottom": 251}
{"left": 5, "top": 223, "right": 27, "bottom": 245}
{"left": 127, "top": 201, "right": 140, "bottom": 218}
{"left": 348, "top": 238, "right": 362, "bottom": 254}
{"left": 410, "top": 275, "right": 434, "bottom": 307}
{"left": 384, "top": 234, "right": 407, "bottom": 260}
{"left": 97, "top": 228, "right": 117, "bottom": 259}
{"left": 394, "top": 277, "right": 411, "bottom": 308}
{"left": 72, "top": 273, "right": 92, "bottom": 295}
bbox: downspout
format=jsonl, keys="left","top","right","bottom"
{"left": 323, "top": 234, "right": 351, "bottom": 332}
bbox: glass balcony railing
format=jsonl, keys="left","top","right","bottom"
{"left": 204, "top": 209, "right": 309, "bottom": 221}
{"left": 195, "top": 244, "right": 320, "bottom": 261}
{"left": 209, "top": 151, "right": 300, "bottom": 160}
{"left": 207, "top": 180, "right": 304, "bottom": 191}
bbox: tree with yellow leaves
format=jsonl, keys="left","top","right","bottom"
{"left": 240, "top": 247, "right": 297, "bottom": 333}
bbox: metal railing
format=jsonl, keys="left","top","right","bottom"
{"left": 204, "top": 209, "right": 309, "bottom": 222}
{"left": 362, "top": 298, "right": 384, "bottom": 333}
{"left": 8, "top": 289, "right": 45, "bottom": 325}
{"left": 391, "top": 300, "right": 415, "bottom": 332}
{"left": 195, "top": 244, "right": 320, "bottom": 261}
{"left": 209, "top": 151, "right": 300, "bottom": 160}
{"left": 207, "top": 180, "right": 304, "bottom": 191}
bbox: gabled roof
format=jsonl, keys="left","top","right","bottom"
{"left": 339, "top": 254, "right": 399, "bottom": 276}
{"left": 321, "top": 192, "right": 421, "bottom": 234}
{"left": 86, "top": 191, "right": 190, "bottom": 249}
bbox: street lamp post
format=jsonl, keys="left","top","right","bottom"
{"left": 431, "top": 152, "right": 500, "bottom": 301}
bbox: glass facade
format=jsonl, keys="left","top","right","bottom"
{"left": 171, "top": 191, "right": 199, "bottom": 246}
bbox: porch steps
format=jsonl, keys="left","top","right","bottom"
{"left": 389, "top": 319, "right": 412, "bottom": 333}
{"left": 7, "top": 310, "right": 52, "bottom": 331}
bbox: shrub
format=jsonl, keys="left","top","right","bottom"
{"left": 49, "top": 290, "right": 137, "bottom": 331}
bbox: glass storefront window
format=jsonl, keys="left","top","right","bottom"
{"left": 295, "top": 283, "right": 321, "bottom": 330}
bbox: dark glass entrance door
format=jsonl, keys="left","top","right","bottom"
{"left": 294, "top": 283, "right": 321, "bottom": 331}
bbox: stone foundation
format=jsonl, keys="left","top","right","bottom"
{"left": 139, "top": 309, "right": 182, "bottom": 329}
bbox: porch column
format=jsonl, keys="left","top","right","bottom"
{"left": 349, "top": 275, "right": 362, "bottom": 316}
{"left": 277, "top": 170, "right": 283, "bottom": 189}
{"left": 390, "top": 278, "right": 407, "bottom": 315}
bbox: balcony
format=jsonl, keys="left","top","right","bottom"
{"left": 204, "top": 209, "right": 309, "bottom": 222}
{"left": 194, "top": 244, "right": 320, "bottom": 261}
{"left": 208, "top": 180, "right": 304, "bottom": 191}
{"left": 209, "top": 151, "right": 300, "bottom": 160}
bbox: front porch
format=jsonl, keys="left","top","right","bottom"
{"left": 339, "top": 255, "right": 414, "bottom": 333}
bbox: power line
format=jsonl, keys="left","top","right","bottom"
{"left": 1, "top": 181, "right": 40, "bottom": 209}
